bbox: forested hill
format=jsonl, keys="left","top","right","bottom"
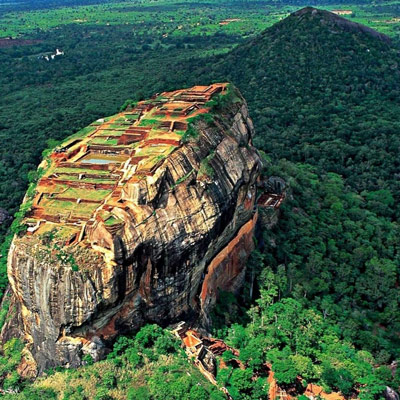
{"left": 195, "top": 6, "right": 400, "bottom": 371}
{"left": 293, "top": 6, "right": 391, "bottom": 42}
{"left": 210, "top": 6, "right": 400, "bottom": 200}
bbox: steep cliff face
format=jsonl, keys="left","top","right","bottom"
{"left": 2, "top": 84, "right": 261, "bottom": 374}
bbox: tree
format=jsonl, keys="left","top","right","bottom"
{"left": 273, "top": 358, "right": 298, "bottom": 386}
{"left": 127, "top": 386, "right": 151, "bottom": 400}
{"left": 189, "top": 385, "right": 209, "bottom": 400}
{"left": 358, "top": 373, "right": 387, "bottom": 400}
{"left": 290, "top": 354, "right": 315, "bottom": 381}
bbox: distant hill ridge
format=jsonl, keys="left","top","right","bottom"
{"left": 207, "top": 5, "right": 400, "bottom": 194}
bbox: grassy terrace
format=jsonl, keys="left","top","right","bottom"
{"left": 146, "top": 130, "right": 181, "bottom": 141}
{"left": 39, "top": 198, "right": 99, "bottom": 218}
{"left": 107, "top": 125, "right": 129, "bottom": 130}
{"left": 104, "top": 216, "right": 123, "bottom": 227}
{"left": 36, "top": 223, "right": 80, "bottom": 240}
{"left": 51, "top": 167, "right": 113, "bottom": 176}
{"left": 103, "top": 114, "right": 120, "bottom": 122}
{"left": 54, "top": 188, "right": 112, "bottom": 201}
{"left": 137, "top": 155, "right": 166, "bottom": 172}
{"left": 138, "top": 118, "right": 163, "bottom": 127}
{"left": 96, "top": 130, "right": 125, "bottom": 137}
{"left": 89, "top": 137, "right": 119, "bottom": 146}
{"left": 26, "top": 83, "right": 229, "bottom": 240}
{"left": 54, "top": 174, "right": 118, "bottom": 184}
{"left": 125, "top": 114, "right": 140, "bottom": 120}
{"left": 134, "top": 144, "right": 175, "bottom": 157}
{"left": 39, "top": 183, "right": 68, "bottom": 194}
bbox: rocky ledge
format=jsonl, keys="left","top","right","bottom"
{"left": 1, "top": 83, "right": 261, "bottom": 374}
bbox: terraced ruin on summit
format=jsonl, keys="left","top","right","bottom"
{"left": 5, "top": 82, "right": 261, "bottom": 372}
{"left": 25, "top": 83, "right": 229, "bottom": 246}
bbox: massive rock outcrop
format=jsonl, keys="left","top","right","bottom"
{"left": 1, "top": 83, "right": 261, "bottom": 374}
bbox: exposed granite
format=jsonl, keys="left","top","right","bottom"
{"left": 1, "top": 86, "right": 261, "bottom": 374}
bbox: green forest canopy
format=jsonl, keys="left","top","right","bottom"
{"left": 0, "top": 3, "right": 399, "bottom": 398}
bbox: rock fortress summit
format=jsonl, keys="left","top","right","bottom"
{"left": 1, "top": 83, "right": 262, "bottom": 374}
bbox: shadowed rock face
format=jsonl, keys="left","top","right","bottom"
{"left": 2, "top": 87, "right": 261, "bottom": 374}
